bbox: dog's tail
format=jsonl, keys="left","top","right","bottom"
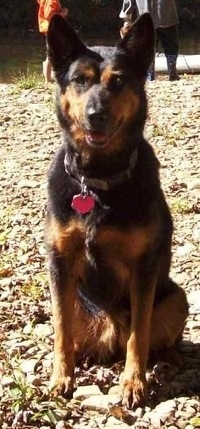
{"left": 73, "top": 296, "right": 121, "bottom": 362}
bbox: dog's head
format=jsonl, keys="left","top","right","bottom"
{"left": 47, "top": 14, "right": 154, "bottom": 159}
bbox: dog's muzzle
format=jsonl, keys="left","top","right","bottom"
{"left": 85, "top": 105, "right": 109, "bottom": 148}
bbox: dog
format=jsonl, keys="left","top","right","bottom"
{"left": 45, "top": 13, "right": 188, "bottom": 408}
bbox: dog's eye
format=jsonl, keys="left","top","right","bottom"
{"left": 116, "top": 76, "right": 124, "bottom": 86}
{"left": 72, "top": 75, "right": 86, "bottom": 85}
{"left": 111, "top": 75, "right": 125, "bottom": 91}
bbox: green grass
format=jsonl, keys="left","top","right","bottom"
{"left": 170, "top": 198, "right": 193, "bottom": 214}
{"left": 21, "top": 273, "right": 48, "bottom": 301}
{"left": 11, "top": 69, "right": 44, "bottom": 90}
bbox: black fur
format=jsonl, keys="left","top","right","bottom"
{"left": 45, "top": 14, "right": 188, "bottom": 408}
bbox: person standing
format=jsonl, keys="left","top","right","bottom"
{"left": 119, "top": 0, "right": 180, "bottom": 81}
{"left": 37, "top": 0, "right": 69, "bottom": 82}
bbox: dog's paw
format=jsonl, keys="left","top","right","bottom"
{"left": 50, "top": 375, "right": 75, "bottom": 399}
{"left": 121, "top": 376, "right": 147, "bottom": 409}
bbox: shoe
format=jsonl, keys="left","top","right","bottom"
{"left": 146, "top": 71, "right": 155, "bottom": 81}
{"left": 146, "top": 60, "right": 155, "bottom": 81}
{"left": 166, "top": 55, "right": 180, "bottom": 81}
{"left": 119, "top": 0, "right": 132, "bottom": 19}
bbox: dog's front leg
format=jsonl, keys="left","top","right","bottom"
{"left": 49, "top": 249, "right": 77, "bottom": 398}
{"left": 121, "top": 265, "right": 157, "bottom": 408}
{"left": 47, "top": 218, "right": 86, "bottom": 398}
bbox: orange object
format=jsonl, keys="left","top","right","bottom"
{"left": 37, "top": 0, "right": 63, "bottom": 33}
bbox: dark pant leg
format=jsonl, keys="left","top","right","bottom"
{"left": 157, "top": 26, "right": 179, "bottom": 80}
{"left": 157, "top": 25, "right": 179, "bottom": 56}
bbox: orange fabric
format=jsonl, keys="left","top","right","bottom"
{"left": 37, "top": 0, "right": 62, "bottom": 33}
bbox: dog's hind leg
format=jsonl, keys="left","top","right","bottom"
{"left": 150, "top": 281, "right": 188, "bottom": 353}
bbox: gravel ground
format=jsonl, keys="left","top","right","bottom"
{"left": 0, "top": 75, "right": 199, "bottom": 428}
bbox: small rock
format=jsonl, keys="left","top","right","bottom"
{"left": 20, "top": 358, "right": 38, "bottom": 373}
{"left": 134, "top": 421, "right": 150, "bottom": 428}
{"left": 176, "top": 243, "right": 195, "bottom": 257}
{"left": 187, "top": 179, "right": 200, "bottom": 190}
{"left": 168, "top": 426, "right": 179, "bottom": 429}
{"left": 134, "top": 407, "right": 144, "bottom": 418}
{"left": 56, "top": 421, "right": 73, "bottom": 429}
{"left": 149, "top": 411, "right": 161, "bottom": 429}
{"left": 173, "top": 272, "right": 188, "bottom": 285}
{"left": 17, "top": 179, "right": 39, "bottom": 188}
{"left": 190, "top": 330, "right": 200, "bottom": 343}
{"left": 156, "top": 399, "right": 176, "bottom": 414}
{"left": 33, "top": 323, "right": 53, "bottom": 338}
{"left": 187, "top": 290, "right": 200, "bottom": 314}
{"left": 108, "top": 385, "right": 121, "bottom": 395}
{"left": 106, "top": 416, "right": 129, "bottom": 427}
{"left": 23, "top": 323, "right": 33, "bottom": 335}
{"left": 26, "top": 374, "right": 42, "bottom": 386}
{"left": 81, "top": 394, "right": 121, "bottom": 412}
{"left": 1, "top": 376, "right": 15, "bottom": 387}
{"left": 175, "top": 419, "right": 187, "bottom": 429}
{"left": 184, "top": 406, "right": 197, "bottom": 418}
{"left": 186, "top": 320, "right": 200, "bottom": 330}
{"left": 192, "top": 226, "right": 200, "bottom": 242}
{"left": 73, "top": 385, "right": 103, "bottom": 400}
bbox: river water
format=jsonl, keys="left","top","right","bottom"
{"left": 0, "top": 31, "right": 199, "bottom": 83}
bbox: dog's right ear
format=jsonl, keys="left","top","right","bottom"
{"left": 47, "top": 15, "right": 87, "bottom": 72}
{"left": 118, "top": 13, "right": 155, "bottom": 77}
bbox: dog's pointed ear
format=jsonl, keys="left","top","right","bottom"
{"left": 47, "top": 15, "right": 86, "bottom": 72}
{"left": 118, "top": 13, "right": 155, "bottom": 76}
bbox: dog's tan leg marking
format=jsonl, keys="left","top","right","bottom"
{"left": 50, "top": 282, "right": 76, "bottom": 398}
{"left": 47, "top": 217, "right": 86, "bottom": 398}
{"left": 121, "top": 274, "right": 157, "bottom": 408}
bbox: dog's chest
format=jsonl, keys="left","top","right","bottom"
{"left": 86, "top": 224, "right": 151, "bottom": 263}
{"left": 77, "top": 219, "right": 154, "bottom": 308}
{"left": 49, "top": 211, "right": 157, "bottom": 308}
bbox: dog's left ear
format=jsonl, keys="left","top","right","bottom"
{"left": 118, "top": 13, "right": 155, "bottom": 76}
{"left": 47, "top": 14, "right": 87, "bottom": 72}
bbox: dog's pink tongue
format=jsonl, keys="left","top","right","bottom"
{"left": 86, "top": 131, "right": 107, "bottom": 142}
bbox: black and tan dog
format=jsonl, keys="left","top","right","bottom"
{"left": 45, "top": 13, "right": 188, "bottom": 408}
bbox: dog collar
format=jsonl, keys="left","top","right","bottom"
{"left": 64, "top": 149, "right": 138, "bottom": 214}
{"left": 64, "top": 148, "right": 138, "bottom": 192}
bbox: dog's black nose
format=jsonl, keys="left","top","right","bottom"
{"left": 86, "top": 107, "right": 108, "bottom": 129}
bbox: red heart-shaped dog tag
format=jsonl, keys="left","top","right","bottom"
{"left": 71, "top": 194, "right": 95, "bottom": 214}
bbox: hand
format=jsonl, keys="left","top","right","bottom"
{"left": 62, "top": 7, "right": 69, "bottom": 17}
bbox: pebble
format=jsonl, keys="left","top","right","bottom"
{"left": 17, "top": 179, "right": 39, "bottom": 188}
{"left": 73, "top": 385, "right": 103, "bottom": 400}
{"left": 33, "top": 323, "right": 54, "bottom": 338}
{"left": 187, "top": 179, "right": 200, "bottom": 190}
{"left": 105, "top": 416, "right": 129, "bottom": 427}
{"left": 20, "top": 358, "right": 39, "bottom": 373}
{"left": 187, "top": 290, "right": 200, "bottom": 314}
{"left": 81, "top": 394, "right": 121, "bottom": 412}
{"left": 176, "top": 243, "right": 195, "bottom": 257}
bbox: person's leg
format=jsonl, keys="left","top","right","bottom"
{"left": 42, "top": 34, "right": 52, "bottom": 83}
{"left": 146, "top": 29, "right": 159, "bottom": 81}
{"left": 43, "top": 56, "right": 52, "bottom": 83}
{"left": 159, "top": 26, "right": 179, "bottom": 81}
{"left": 146, "top": 58, "right": 155, "bottom": 81}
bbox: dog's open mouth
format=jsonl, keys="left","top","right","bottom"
{"left": 85, "top": 118, "right": 124, "bottom": 149}
{"left": 85, "top": 131, "right": 108, "bottom": 148}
